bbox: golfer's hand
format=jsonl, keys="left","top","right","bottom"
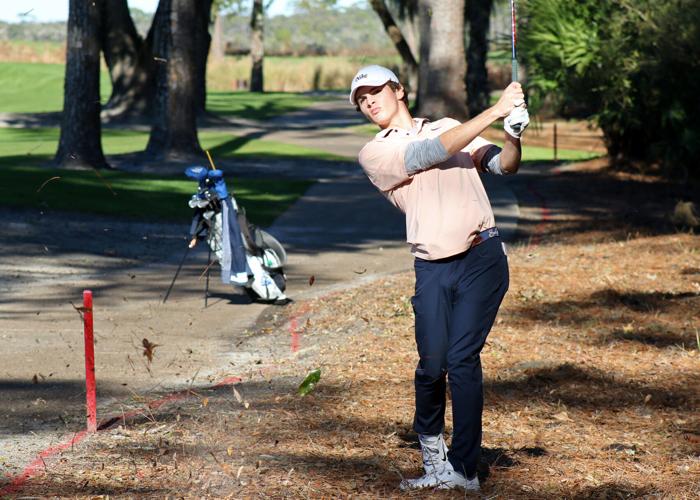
{"left": 492, "top": 82, "right": 525, "bottom": 118}
{"left": 504, "top": 106, "right": 530, "bottom": 138}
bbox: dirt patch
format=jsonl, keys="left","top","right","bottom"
{"left": 6, "top": 163, "right": 700, "bottom": 498}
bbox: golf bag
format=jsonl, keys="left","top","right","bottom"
{"left": 185, "top": 165, "right": 289, "bottom": 304}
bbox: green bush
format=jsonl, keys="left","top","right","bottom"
{"left": 520, "top": 0, "right": 700, "bottom": 178}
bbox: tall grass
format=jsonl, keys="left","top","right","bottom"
{"left": 0, "top": 41, "right": 401, "bottom": 92}
{"left": 0, "top": 40, "right": 65, "bottom": 64}
{"left": 207, "top": 55, "right": 401, "bottom": 92}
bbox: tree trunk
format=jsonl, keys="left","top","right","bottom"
{"left": 101, "top": 0, "right": 155, "bottom": 119}
{"left": 194, "top": 0, "right": 213, "bottom": 112}
{"left": 55, "top": 0, "right": 108, "bottom": 169}
{"left": 416, "top": 0, "right": 469, "bottom": 121}
{"left": 250, "top": 0, "right": 264, "bottom": 92}
{"left": 466, "top": 0, "right": 493, "bottom": 117}
{"left": 211, "top": 11, "right": 225, "bottom": 61}
{"left": 369, "top": 0, "right": 418, "bottom": 95}
{"left": 145, "top": 0, "right": 203, "bottom": 160}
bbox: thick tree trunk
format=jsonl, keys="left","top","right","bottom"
{"left": 55, "top": 0, "right": 108, "bottom": 169}
{"left": 250, "top": 0, "right": 264, "bottom": 92}
{"left": 101, "top": 0, "right": 155, "bottom": 119}
{"left": 145, "top": 0, "right": 203, "bottom": 160}
{"left": 416, "top": 0, "right": 469, "bottom": 121}
{"left": 466, "top": 0, "right": 493, "bottom": 117}
{"left": 211, "top": 12, "right": 225, "bottom": 61}
{"left": 369, "top": 0, "right": 418, "bottom": 95}
{"left": 194, "top": 0, "right": 213, "bottom": 111}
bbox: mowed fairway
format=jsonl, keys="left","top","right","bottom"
{"left": 0, "top": 61, "right": 357, "bottom": 224}
{"left": 0, "top": 61, "right": 322, "bottom": 116}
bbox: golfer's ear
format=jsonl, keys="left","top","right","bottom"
{"left": 395, "top": 85, "right": 406, "bottom": 101}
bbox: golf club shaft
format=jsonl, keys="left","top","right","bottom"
{"left": 511, "top": 0, "right": 518, "bottom": 82}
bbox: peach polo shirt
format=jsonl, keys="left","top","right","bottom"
{"left": 358, "top": 117, "right": 497, "bottom": 260}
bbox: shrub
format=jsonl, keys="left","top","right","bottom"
{"left": 520, "top": 0, "right": 700, "bottom": 178}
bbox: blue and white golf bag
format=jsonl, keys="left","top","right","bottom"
{"left": 185, "top": 165, "right": 288, "bottom": 303}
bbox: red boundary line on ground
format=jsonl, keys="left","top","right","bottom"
{"left": 0, "top": 375, "right": 242, "bottom": 496}
{"left": 526, "top": 166, "right": 561, "bottom": 247}
{"left": 289, "top": 302, "right": 311, "bottom": 353}
{"left": 3, "top": 297, "right": 318, "bottom": 495}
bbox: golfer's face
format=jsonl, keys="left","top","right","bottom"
{"left": 356, "top": 84, "right": 400, "bottom": 128}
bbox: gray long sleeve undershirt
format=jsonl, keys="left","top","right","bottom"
{"left": 404, "top": 139, "right": 507, "bottom": 175}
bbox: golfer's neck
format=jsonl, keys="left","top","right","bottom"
{"left": 386, "top": 104, "right": 414, "bottom": 131}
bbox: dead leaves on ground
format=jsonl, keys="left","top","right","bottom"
{"left": 142, "top": 338, "right": 159, "bottom": 363}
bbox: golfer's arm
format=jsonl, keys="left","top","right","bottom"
{"left": 438, "top": 107, "right": 501, "bottom": 155}
{"left": 500, "top": 133, "right": 522, "bottom": 174}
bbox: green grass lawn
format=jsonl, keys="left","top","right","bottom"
{"left": 0, "top": 62, "right": 113, "bottom": 113}
{"left": 0, "top": 125, "right": 344, "bottom": 225}
{"left": 0, "top": 164, "right": 311, "bottom": 226}
{"left": 0, "top": 62, "right": 324, "bottom": 118}
{"left": 206, "top": 91, "right": 322, "bottom": 120}
{"left": 1, "top": 127, "right": 352, "bottom": 162}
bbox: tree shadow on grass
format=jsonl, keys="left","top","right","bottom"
{"left": 503, "top": 163, "right": 700, "bottom": 244}
{"left": 8, "top": 480, "right": 167, "bottom": 497}
{"left": 487, "top": 362, "right": 698, "bottom": 412}
{"left": 570, "top": 483, "right": 658, "bottom": 500}
{"left": 510, "top": 287, "right": 700, "bottom": 349}
{"left": 0, "top": 379, "right": 129, "bottom": 436}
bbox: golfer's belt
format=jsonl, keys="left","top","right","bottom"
{"left": 470, "top": 227, "right": 500, "bottom": 248}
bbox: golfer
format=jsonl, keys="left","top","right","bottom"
{"left": 350, "top": 65, "right": 529, "bottom": 491}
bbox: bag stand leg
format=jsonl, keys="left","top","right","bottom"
{"left": 204, "top": 247, "right": 212, "bottom": 308}
{"left": 163, "top": 245, "right": 191, "bottom": 304}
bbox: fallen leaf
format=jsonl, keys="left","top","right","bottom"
{"left": 142, "top": 338, "right": 159, "bottom": 363}
{"left": 552, "top": 411, "right": 572, "bottom": 422}
{"left": 298, "top": 368, "right": 321, "bottom": 396}
{"left": 232, "top": 385, "right": 250, "bottom": 408}
{"left": 233, "top": 386, "right": 243, "bottom": 404}
{"left": 309, "top": 275, "right": 315, "bottom": 286}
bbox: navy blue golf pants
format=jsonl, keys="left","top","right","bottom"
{"left": 411, "top": 236, "right": 509, "bottom": 478}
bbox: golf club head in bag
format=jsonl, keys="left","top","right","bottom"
{"left": 185, "top": 165, "right": 289, "bottom": 304}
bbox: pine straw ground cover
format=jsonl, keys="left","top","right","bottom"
{"left": 11, "top": 162, "right": 700, "bottom": 499}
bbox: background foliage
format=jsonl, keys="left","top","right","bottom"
{"left": 520, "top": 0, "right": 700, "bottom": 178}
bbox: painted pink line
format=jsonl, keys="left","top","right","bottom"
{"left": 526, "top": 166, "right": 562, "bottom": 247}
{"left": 0, "top": 430, "right": 88, "bottom": 495}
{"left": 288, "top": 303, "right": 311, "bottom": 353}
{"left": 5, "top": 296, "right": 323, "bottom": 494}
{"left": 0, "top": 376, "right": 242, "bottom": 495}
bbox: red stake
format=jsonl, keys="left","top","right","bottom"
{"left": 83, "top": 290, "right": 97, "bottom": 433}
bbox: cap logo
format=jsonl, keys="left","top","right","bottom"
{"left": 354, "top": 73, "right": 367, "bottom": 83}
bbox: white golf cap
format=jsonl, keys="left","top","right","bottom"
{"left": 349, "top": 65, "right": 400, "bottom": 105}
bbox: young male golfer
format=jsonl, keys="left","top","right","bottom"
{"left": 350, "top": 65, "right": 529, "bottom": 491}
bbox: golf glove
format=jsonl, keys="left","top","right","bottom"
{"left": 504, "top": 106, "right": 530, "bottom": 138}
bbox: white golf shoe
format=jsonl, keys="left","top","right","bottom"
{"left": 418, "top": 434, "right": 449, "bottom": 474}
{"left": 400, "top": 436, "right": 480, "bottom": 492}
